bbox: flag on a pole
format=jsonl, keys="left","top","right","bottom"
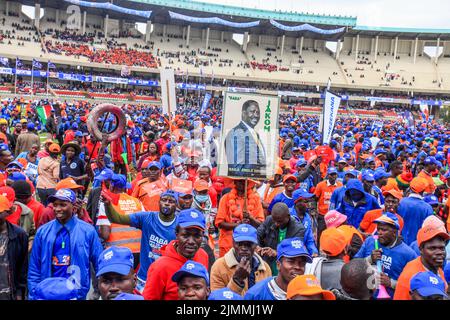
{"left": 0, "top": 57, "right": 9, "bottom": 67}
{"left": 16, "top": 58, "right": 23, "bottom": 68}
{"left": 36, "top": 104, "right": 52, "bottom": 124}
{"left": 321, "top": 91, "right": 342, "bottom": 145}
{"left": 32, "top": 59, "right": 43, "bottom": 70}
{"left": 48, "top": 61, "right": 56, "bottom": 70}
{"left": 201, "top": 92, "right": 212, "bottom": 113}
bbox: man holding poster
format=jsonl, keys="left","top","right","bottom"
{"left": 220, "top": 94, "right": 279, "bottom": 179}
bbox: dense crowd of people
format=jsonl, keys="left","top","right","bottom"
{"left": 0, "top": 93, "right": 447, "bottom": 302}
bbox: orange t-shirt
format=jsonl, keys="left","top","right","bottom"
{"left": 215, "top": 192, "right": 265, "bottom": 257}
{"left": 394, "top": 257, "right": 447, "bottom": 300}
{"left": 132, "top": 178, "right": 168, "bottom": 212}
{"left": 314, "top": 180, "right": 343, "bottom": 215}
{"left": 359, "top": 209, "right": 404, "bottom": 234}
{"left": 417, "top": 171, "right": 436, "bottom": 194}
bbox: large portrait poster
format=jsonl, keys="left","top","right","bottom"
{"left": 218, "top": 92, "right": 280, "bottom": 179}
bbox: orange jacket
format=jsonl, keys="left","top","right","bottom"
{"left": 394, "top": 257, "right": 446, "bottom": 300}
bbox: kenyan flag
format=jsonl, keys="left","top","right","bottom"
{"left": 36, "top": 104, "right": 52, "bottom": 125}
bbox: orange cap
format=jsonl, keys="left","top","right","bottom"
{"left": 283, "top": 174, "right": 297, "bottom": 183}
{"left": 422, "top": 215, "right": 445, "bottom": 229}
{"left": 194, "top": 179, "right": 209, "bottom": 192}
{"left": 287, "top": 275, "right": 336, "bottom": 300}
{"left": 56, "top": 178, "right": 84, "bottom": 191}
{"left": 275, "top": 167, "right": 283, "bottom": 176}
{"left": 49, "top": 143, "right": 61, "bottom": 153}
{"left": 417, "top": 224, "right": 450, "bottom": 246}
{"left": 410, "top": 177, "right": 428, "bottom": 194}
{"left": 0, "top": 186, "right": 15, "bottom": 203}
{"left": 338, "top": 225, "right": 364, "bottom": 244}
{"left": 382, "top": 188, "right": 403, "bottom": 200}
{"left": 320, "top": 227, "right": 347, "bottom": 257}
{"left": 16, "top": 158, "right": 28, "bottom": 168}
{"left": 0, "top": 194, "right": 13, "bottom": 212}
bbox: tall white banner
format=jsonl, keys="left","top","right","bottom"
{"left": 322, "top": 91, "right": 341, "bottom": 145}
{"left": 160, "top": 69, "right": 177, "bottom": 115}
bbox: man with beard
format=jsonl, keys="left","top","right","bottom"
{"left": 97, "top": 246, "right": 143, "bottom": 300}
{"left": 394, "top": 224, "right": 449, "bottom": 300}
{"left": 103, "top": 190, "right": 178, "bottom": 293}
{"left": 355, "top": 213, "right": 417, "bottom": 298}
{"left": 173, "top": 260, "right": 210, "bottom": 300}
{"left": 28, "top": 189, "right": 103, "bottom": 300}
{"left": 245, "top": 237, "right": 312, "bottom": 300}
{"left": 142, "top": 208, "right": 209, "bottom": 300}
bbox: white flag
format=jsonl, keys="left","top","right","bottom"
{"left": 322, "top": 91, "right": 341, "bottom": 145}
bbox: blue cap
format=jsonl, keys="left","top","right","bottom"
{"left": 96, "top": 246, "right": 134, "bottom": 277}
{"left": 7, "top": 172, "right": 26, "bottom": 181}
{"left": 362, "top": 172, "right": 375, "bottom": 182}
{"left": 6, "top": 160, "right": 24, "bottom": 170}
{"left": 0, "top": 143, "right": 9, "bottom": 152}
{"left": 343, "top": 141, "right": 352, "bottom": 148}
{"left": 424, "top": 194, "right": 439, "bottom": 206}
{"left": 327, "top": 167, "right": 338, "bottom": 175}
{"left": 48, "top": 188, "right": 77, "bottom": 204}
{"left": 27, "top": 122, "right": 35, "bottom": 130}
{"left": 276, "top": 237, "right": 312, "bottom": 263}
{"left": 373, "top": 169, "right": 390, "bottom": 181}
{"left": 71, "top": 123, "right": 78, "bottom": 130}
{"left": 296, "top": 159, "right": 307, "bottom": 167}
{"left": 114, "top": 293, "right": 144, "bottom": 300}
{"left": 208, "top": 288, "right": 243, "bottom": 300}
{"left": 232, "top": 224, "right": 258, "bottom": 244}
{"left": 384, "top": 141, "right": 391, "bottom": 148}
{"left": 365, "top": 157, "right": 375, "bottom": 164}
{"left": 293, "top": 188, "right": 314, "bottom": 202}
{"left": 111, "top": 174, "right": 131, "bottom": 190}
{"left": 172, "top": 260, "right": 209, "bottom": 285}
{"left": 34, "top": 277, "right": 78, "bottom": 300}
{"left": 96, "top": 168, "right": 114, "bottom": 181}
{"left": 374, "top": 149, "right": 386, "bottom": 156}
{"left": 146, "top": 161, "right": 162, "bottom": 170}
{"left": 75, "top": 131, "right": 83, "bottom": 137}
{"left": 178, "top": 208, "right": 206, "bottom": 230}
{"left": 374, "top": 212, "right": 400, "bottom": 229}
{"left": 345, "top": 170, "right": 359, "bottom": 178}
{"left": 410, "top": 271, "right": 448, "bottom": 298}
{"left": 424, "top": 156, "right": 438, "bottom": 166}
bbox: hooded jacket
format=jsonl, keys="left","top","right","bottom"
{"left": 142, "top": 240, "right": 209, "bottom": 300}
{"left": 28, "top": 216, "right": 103, "bottom": 300}
{"left": 336, "top": 179, "right": 380, "bottom": 228}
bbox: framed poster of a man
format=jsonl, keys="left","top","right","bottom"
{"left": 218, "top": 92, "right": 280, "bottom": 179}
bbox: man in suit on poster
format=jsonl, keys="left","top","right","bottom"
{"left": 224, "top": 100, "right": 267, "bottom": 178}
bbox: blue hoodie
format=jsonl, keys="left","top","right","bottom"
{"left": 336, "top": 179, "right": 380, "bottom": 228}
{"left": 289, "top": 208, "right": 318, "bottom": 256}
{"left": 397, "top": 195, "right": 433, "bottom": 245}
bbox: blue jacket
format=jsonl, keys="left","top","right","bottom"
{"left": 329, "top": 186, "right": 346, "bottom": 210}
{"left": 336, "top": 179, "right": 380, "bottom": 228}
{"left": 397, "top": 195, "right": 433, "bottom": 245}
{"left": 28, "top": 216, "right": 103, "bottom": 300}
{"left": 289, "top": 208, "right": 318, "bottom": 255}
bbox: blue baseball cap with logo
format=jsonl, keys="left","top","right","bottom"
{"left": 96, "top": 168, "right": 114, "bottom": 181}
{"left": 276, "top": 237, "right": 312, "bottom": 263}
{"left": 373, "top": 169, "right": 391, "bottom": 181}
{"left": 410, "top": 271, "right": 448, "bottom": 298}
{"left": 424, "top": 156, "right": 438, "bottom": 166}
{"left": 327, "top": 167, "right": 338, "bottom": 175}
{"left": 424, "top": 194, "right": 439, "bottom": 206}
{"left": 208, "top": 288, "right": 243, "bottom": 300}
{"left": 111, "top": 174, "right": 132, "bottom": 190}
{"left": 114, "top": 293, "right": 144, "bottom": 300}
{"left": 0, "top": 143, "right": 9, "bottom": 152}
{"left": 172, "top": 260, "right": 209, "bottom": 285}
{"left": 296, "top": 159, "right": 307, "bottom": 167}
{"left": 48, "top": 188, "right": 76, "bottom": 204}
{"left": 374, "top": 212, "right": 400, "bottom": 230}
{"left": 362, "top": 172, "right": 375, "bottom": 182}
{"left": 233, "top": 224, "right": 258, "bottom": 244}
{"left": 146, "top": 161, "right": 162, "bottom": 170}
{"left": 96, "top": 246, "right": 134, "bottom": 277}
{"left": 7, "top": 160, "right": 24, "bottom": 170}
{"left": 178, "top": 208, "right": 205, "bottom": 229}
{"left": 293, "top": 189, "right": 314, "bottom": 202}
{"left": 34, "top": 277, "right": 78, "bottom": 300}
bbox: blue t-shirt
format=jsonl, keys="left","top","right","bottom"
{"left": 268, "top": 192, "right": 294, "bottom": 213}
{"left": 52, "top": 227, "right": 71, "bottom": 278}
{"left": 129, "top": 212, "right": 178, "bottom": 282}
{"left": 244, "top": 277, "right": 278, "bottom": 300}
{"left": 354, "top": 236, "right": 417, "bottom": 296}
